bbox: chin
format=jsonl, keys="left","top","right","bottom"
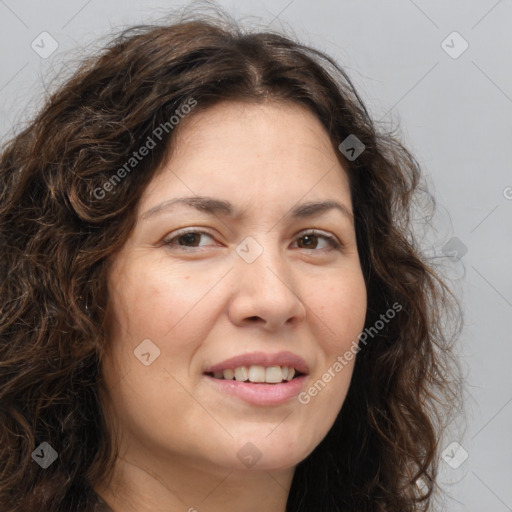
{"left": 221, "top": 433, "right": 315, "bottom": 473}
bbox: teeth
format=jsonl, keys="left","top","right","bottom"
{"left": 222, "top": 369, "right": 234, "bottom": 380}
{"left": 265, "top": 366, "right": 283, "bottom": 383}
{"left": 234, "top": 366, "right": 249, "bottom": 381}
{"left": 212, "top": 365, "right": 298, "bottom": 383}
{"left": 248, "top": 365, "right": 266, "bottom": 382}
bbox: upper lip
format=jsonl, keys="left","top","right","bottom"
{"left": 204, "top": 351, "right": 310, "bottom": 375}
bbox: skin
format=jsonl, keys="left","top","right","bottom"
{"left": 95, "top": 100, "right": 367, "bottom": 512}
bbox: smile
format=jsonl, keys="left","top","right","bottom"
{"left": 205, "top": 365, "right": 302, "bottom": 384}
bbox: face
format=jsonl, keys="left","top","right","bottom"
{"left": 100, "top": 100, "right": 367, "bottom": 477}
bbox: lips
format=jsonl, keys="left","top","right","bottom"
{"left": 203, "top": 351, "right": 310, "bottom": 405}
{"left": 205, "top": 375, "right": 307, "bottom": 406}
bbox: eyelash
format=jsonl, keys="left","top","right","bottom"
{"left": 162, "top": 228, "right": 342, "bottom": 252}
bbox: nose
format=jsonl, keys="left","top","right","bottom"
{"left": 228, "top": 239, "right": 307, "bottom": 330}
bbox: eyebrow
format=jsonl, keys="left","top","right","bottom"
{"left": 141, "top": 196, "right": 354, "bottom": 223}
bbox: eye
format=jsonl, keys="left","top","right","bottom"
{"left": 163, "top": 229, "right": 216, "bottom": 250}
{"left": 292, "top": 230, "right": 342, "bottom": 251}
{"left": 162, "top": 228, "right": 342, "bottom": 252}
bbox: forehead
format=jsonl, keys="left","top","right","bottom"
{"left": 138, "top": 100, "right": 352, "bottom": 215}
{"left": 171, "top": 99, "right": 338, "bottom": 164}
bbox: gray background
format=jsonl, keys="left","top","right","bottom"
{"left": 1, "top": 1, "right": 511, "bottom": 510}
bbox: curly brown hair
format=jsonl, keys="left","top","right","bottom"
{"left": 0, "top": 7, "right": 463, "bottom": 512}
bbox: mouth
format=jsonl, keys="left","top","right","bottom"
{"left": 203, "top": 351, "right": 309, "bottom": 405}
{"left": 204, "top": 365, "right": 305, "bottom": 384}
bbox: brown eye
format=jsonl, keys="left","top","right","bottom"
{"left": 163, "top": 230, "right": 215, "bottom": 250}
{"left": 297, "top": 234, "right": 319, "bottom": 249}
{"left": 294, "top": 231, "right": 341, "bottom": 251}
{"left": 176, "top": 232, "right": 202, "bottom": 247}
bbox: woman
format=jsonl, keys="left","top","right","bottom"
{"left": 0, "top": 8, "right": 462, "bottom": 512}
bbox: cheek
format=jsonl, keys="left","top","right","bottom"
{"left": 108, "top": 259, "right": 211, "bottom": 344}
{"left": 309, "top": 275, "right": 367, "bottom": 353}
{"left": 297, "top": 273, "right": 365, "bottom": 413}
{"left": 101, "top": 261, "right": 215, "bottom": 436}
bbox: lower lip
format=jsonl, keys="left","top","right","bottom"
{"left": 204, "top": 375, "right": 307, "bottom": 406}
